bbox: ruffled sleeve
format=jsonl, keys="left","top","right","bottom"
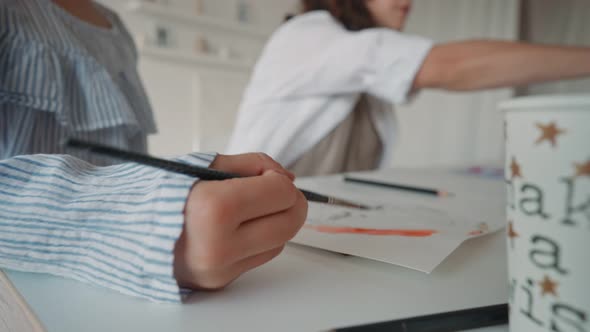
{"left": 0, "top": 2, "right": 156, "bottom": 137}
{"left": 0, "top": 152, "right": 217, "bottom": 303}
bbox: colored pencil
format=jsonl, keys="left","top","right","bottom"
{"left": 65, "top": 138, "right": 371, "bottom": 210}
{"left": 344, "top": 176, "right": 451, "bottom": 197}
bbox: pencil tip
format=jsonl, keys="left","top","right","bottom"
{"left": 331, "top": 198, "right": 372, "bottom": 210}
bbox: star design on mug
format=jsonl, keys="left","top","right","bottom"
{"left": 510, "top": 157, "right": 522, "bottom": 179}
{"left": 574, "top": 159, "right": 590, "bottom": 177}
{"left": 535, "top": 122, "right": 566, "bottom": 148}
{"left": 507, "top": 221, "right": 518, "bottom": 248}
{"left": 538, "top": 275, "right": 559, "bottom": 297}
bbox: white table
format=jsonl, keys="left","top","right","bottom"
{"left": 3, "top": 170, "right": 510, "bottom": 332}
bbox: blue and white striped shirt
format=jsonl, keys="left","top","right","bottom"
{"left": 0, "top": 153, "right": 216, "bottom": 303}
{"left": 0, "top": 0, "right": 156, "bottom": 164}
{"left": 0, "top": 1, "right": 210, "bottom": 303}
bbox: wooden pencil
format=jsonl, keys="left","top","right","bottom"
{"left": 65, "top": 138, "right": 371, "bottom": 210}
{"left": 344, "top": 176, "right": 451, "bottom": 197}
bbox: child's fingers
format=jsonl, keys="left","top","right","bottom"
{"left": 187, "top": 246, "right": 285, "bottom": 291}
{"left": 210, "top": 153, "right": 295, "bottom": 180}
{"left": 234, "top": 190, "right": 307, "bottom": 259}
{"left": 178, "top": 165, "right": 306, "bottom": 290}
{"left": 231, "top": 245, "right": 285, "bottom": 278}
{"left": 195, "top": 170, "right": 299, "bottom": 227}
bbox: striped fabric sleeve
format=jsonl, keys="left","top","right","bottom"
{"left": 0, "top": 152, "right": 217, "bottom": 303}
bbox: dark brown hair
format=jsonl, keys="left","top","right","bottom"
{"left": 301, "top": 0, "right": 377, "bottom": 31}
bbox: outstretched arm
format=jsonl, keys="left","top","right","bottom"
{"left": 413, "top": 40, "right": 590, "bottom": 91}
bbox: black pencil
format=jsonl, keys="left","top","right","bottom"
{"left": 65, "top": 138, "right": 371, "bottom": 210}
{"left": 344, "top": 176, "right": 451, "bottom": 197}
{"left": 330, "top": 303, "right": 508, "bottom": 332}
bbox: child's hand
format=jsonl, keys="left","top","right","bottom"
{"left": 173, "top": 153, "right": 307, "bottom": 290}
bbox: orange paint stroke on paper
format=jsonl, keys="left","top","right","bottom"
{"left": 305, "top": 224, "right": 438, "bottom": 237}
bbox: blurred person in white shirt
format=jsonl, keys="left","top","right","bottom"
{"left": 227, "top": 0, "right": 590, "bottom": 176}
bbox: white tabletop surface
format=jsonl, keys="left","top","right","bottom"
{"left": 5, "top": 170, "right": 510, "bottom": 332}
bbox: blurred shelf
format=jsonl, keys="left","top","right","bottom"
{"left": 139, "top": 45, "right": 253, "bottom": 72}
{"left": 127, "top": 1, "right": 269, "bottom": 39}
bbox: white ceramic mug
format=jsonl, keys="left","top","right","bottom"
{"left": 501, "top": 94, "right": 590, "bottom": 331}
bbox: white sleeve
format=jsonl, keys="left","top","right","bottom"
{"left": 0, "top": 153, "right": 216, "bottom": 303}
{"left": 267, "top": 28, "right": 433, "bottom": 104}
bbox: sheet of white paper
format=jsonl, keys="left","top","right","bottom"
{"left": 292, "top": 169, "right": 506, "bottom": 273}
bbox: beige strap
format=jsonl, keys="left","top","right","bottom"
{"left": 289, "top": 94, "right": 383, "bottom": 177}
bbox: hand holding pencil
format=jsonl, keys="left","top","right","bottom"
{"left": 175, "top": 153, "right": 308, "bottom": 290}
{"left": 63, "top": 139, "right": 366, "bottom": 290}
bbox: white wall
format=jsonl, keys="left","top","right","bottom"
{"left": 100, "top": 0, "right": 299, "bottom": 27}
{"left": 392, "top": 0, "right": 519, "bottom": 168}
{"left": 520, "top": 0, "right": 590, "bottom": 96}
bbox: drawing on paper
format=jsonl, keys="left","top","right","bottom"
{"left": 305, "top": 201, "right": 490, "bottom": 238}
